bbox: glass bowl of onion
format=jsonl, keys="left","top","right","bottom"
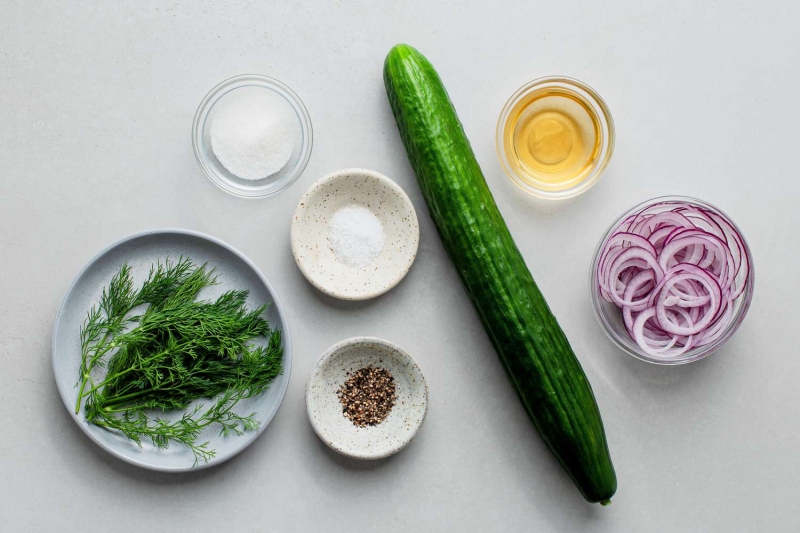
{"left": 589, "top": 196, "right": 754, "bottom": 365}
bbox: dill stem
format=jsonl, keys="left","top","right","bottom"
{"left": 76, "top": 319, "right": 125, "bottom": 413}
{"left": 82, "top": 365, "right": 137, "bottom": 396}
{"left": 101, "top": 388, "right": 161, "bottom": 409}
{"left": 75, "top": 375, "right": 89, "bottom": 414}
{"left": 83, "top": 344, "right": 187, "bottom": 398}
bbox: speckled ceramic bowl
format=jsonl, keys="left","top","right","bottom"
{"left": 306, "top": 337, "right": 428, "bottom": 460}
{"left": 290, "top": 168, "right": 419, "bottom": 300}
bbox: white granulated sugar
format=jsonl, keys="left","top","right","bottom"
{"left": 210, "top": 93, "right": 295, "bottom": 180}
{"left": 327, "top": 205, "right": 386, "bottom": 269}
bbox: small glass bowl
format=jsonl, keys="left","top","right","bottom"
{"left": 589, "top": 195, "right": 755, "bottom": 365}
{"left": 192, "top": 74, "right": 313, "bottom": 198}
{"left": 496, "top": 76, "right": 614, "bottom": 200}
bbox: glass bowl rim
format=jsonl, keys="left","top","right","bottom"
{"left": 191, "top": 73, "right": 313, "bottom": 199}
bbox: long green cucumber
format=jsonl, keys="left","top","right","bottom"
{"left": 383, "top": 44, "right": 617, "bottom": 504}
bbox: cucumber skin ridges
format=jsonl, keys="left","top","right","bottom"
{"left": 383, "top": 44, "right": 616, "bottom": 504}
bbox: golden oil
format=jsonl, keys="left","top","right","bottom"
{"left": 502, "top": 87, "right": 603, "bottom": 192}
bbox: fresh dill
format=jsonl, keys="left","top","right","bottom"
{"left": 76, "top": 257, "right": 283, "bottom": 465}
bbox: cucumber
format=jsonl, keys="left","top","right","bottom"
{"left": 383, "top": 44, "right": 617, "bottom": 504}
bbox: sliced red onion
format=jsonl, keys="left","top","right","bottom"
{"left": 632, "top": 308, "right": 695, "bottom": 358}
{"left": 655, "top": 273, "right": 719, "bottom": 335}
{"left": 607, "top": 248, "right": 664, "bottom": 308}
{"left": 597, "top": 199, "right": 751, "bottom": 358}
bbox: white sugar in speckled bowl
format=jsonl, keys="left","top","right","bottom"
{"left": 306, "top": 337, "right": 428, "bottom": 460}
{"left": 290, "top": 168, "right": 419, "bottom": 300}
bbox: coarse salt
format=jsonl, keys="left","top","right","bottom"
{"left": 210, "top": 93, "right": 295, "bottom": 180}
{"left": 327, "top": 205, "right": 386, "bottom": 268}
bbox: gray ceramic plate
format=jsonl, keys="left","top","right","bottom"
{"left": 52, "top": 229, "right": 292, "bottom": 472}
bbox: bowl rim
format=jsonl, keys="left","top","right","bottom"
{"left": 51, "top": 228, "right": 293, "bottom": 471}
{"left": 495, "top": 75, "right": 615, "bottom": 200}
{"left": 589, "top": 195, "right": 755, "bottom": 365}
{"left": 191, "top": 73, "right": 313, "bottom": 199}
{"left": 305, "top": 336, "right": 429, "bottom": 460}
{"left": 290, "top": 168, "right": 420, "bottom": 301}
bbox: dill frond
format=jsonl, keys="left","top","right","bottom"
{"left": 76, "top": 258, "right": 283, "bottom": 465}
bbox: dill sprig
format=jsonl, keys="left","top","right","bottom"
{"left": 76, "top": 257, "right": 283, "bottom": 465}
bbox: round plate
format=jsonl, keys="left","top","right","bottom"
{"left": 306, "top": 337, "right": 428, "bottom": 460}
{"left": 52, "top": 229, "right": 292, "bottom": 471}
{"left": 290, "top": 168, "right": 419, "bottom": 300}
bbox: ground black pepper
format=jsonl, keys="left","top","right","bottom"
{"left": 336, "top": 366, "right": 397, "bottom": 427}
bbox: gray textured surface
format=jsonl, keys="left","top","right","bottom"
{"left": 1, "top": 1, "right": 798, "bottom": 531}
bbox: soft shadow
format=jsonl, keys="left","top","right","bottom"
{"left": 491, "top": 404, "right": 609, "bottom": 530}
{"left": 490, "top": 172, "right": 580, "bottom": 216}
{"left": 304, "top": 414, "right": 411, "bottom": 473}
{"left": 579, "top": 293, "right": 721, "bottom": 391}
{"left": 492, "top": 167, "right": 618, "bottom": 223}
{"left": 448, "top": 315, "right": 614, "bottom": 530}
{"left": 544, "top": 500, "right": 608, "bottom": 530}
{"left": 58, "top": 401, "right": 277, "bottom": 486}
{"left": 303, "top": 279, "right": 382, "bottom": 312}
{"left": 297, "top": 257, "right": 417, "bottom": 312}
{"left": 613, "top": 339, "right": 723, "bottom": 390}
{"left": 312, "top": 433, "right": 393, "bottom": 471}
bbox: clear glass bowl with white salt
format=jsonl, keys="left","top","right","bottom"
{"left": 192, "top": 74, "right": 313, "bottom": 198}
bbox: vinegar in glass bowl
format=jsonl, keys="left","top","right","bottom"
{"left": 496, "top": 77, "right": 614, "bottom": 200}
{"left": 505, "top": 88, "right": 599, "bottom": 188}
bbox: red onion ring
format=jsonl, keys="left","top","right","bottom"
{"left": 597, "top": 200, "right": 751, "bottom": 357}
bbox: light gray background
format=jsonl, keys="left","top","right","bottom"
{"left": 1, "top": 1, "right": 797, "bottom": 531}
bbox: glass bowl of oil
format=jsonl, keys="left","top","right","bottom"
{"left": 496, "top": 76, "right": 614, "bottom": 200}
